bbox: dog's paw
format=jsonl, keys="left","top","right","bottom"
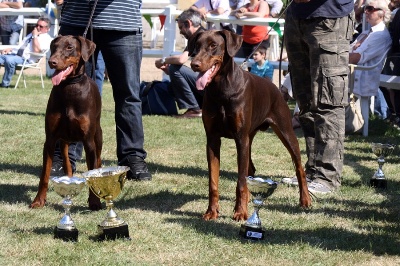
{"left": 29, "top": 198, "right": 46, "bottom": 209}
{"left": 232, "top": 211, "right": 247, "bottom": 221}
{"left": 202, "top": 209, "right": 219, "bottom": 220}
{"left": 299, "top": 193, "right": 312, "bottom": 208}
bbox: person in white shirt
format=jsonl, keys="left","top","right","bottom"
{"left": 0, "top": 17, "right": 53, "bottom": 88}
{"left": 350, "top": 0, "right": 392, "bottom": 132}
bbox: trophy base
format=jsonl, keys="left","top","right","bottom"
{"left": 54, "top": 227, "right": 79, "bottom": 242}
{"left": 370, "top": 178, "right": 387, "bottom": 189}
{"left": 97, "top": 223, "right": 131, "bottom": 241}
{"left": 239, "top": 224, "right": 265, "bottom": 240}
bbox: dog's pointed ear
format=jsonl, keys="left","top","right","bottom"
{"left": 219, "top": 30, "right": 242, "bottom": 57}
{"left": 188, "top": 31, "right": 203, "bottom": 57}
{"left": 76, "top": 36, "right": 96, "bottom": 62}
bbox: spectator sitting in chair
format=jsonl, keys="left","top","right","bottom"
{"left": 350, "top": 0, "right": 392, "bottom": 128}
{"left": 0, "top": 17, "right": 53, "bottom": 88}
{"left": 155, "top": 9, "right": 205, "bottom": 118}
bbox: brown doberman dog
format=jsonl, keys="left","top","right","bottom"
{"left": 29, "top": 35, "right": 102, "bottom": 210}
{"left": 188, "top": 30, "right": 311, "bottom": 221}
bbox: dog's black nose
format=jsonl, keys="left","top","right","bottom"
{"left": 48, "top": 58, "right": 58, "bottom": 68}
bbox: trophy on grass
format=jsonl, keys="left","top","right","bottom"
{"left": 83, "top": 166, "right": 130, "bottom": 241}
{"left": 239, "top": 176, "right": 278, "bottom": 241}
{"left": 370, "top": 143, "right": 395, "bottom": 189}
{"left": 52, "top": 176, "right": 86, "bottom": 242}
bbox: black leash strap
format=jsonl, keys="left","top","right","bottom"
{"left": 83, "top": 0, "right": 99, "bottom": 80}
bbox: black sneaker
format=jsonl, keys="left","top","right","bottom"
{"left": 123, "top": 156, "right": 152, "bottom": 181}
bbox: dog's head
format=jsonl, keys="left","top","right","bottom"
{"left": 188, "top": 30, "right": 242, "bottom": 90}
{"left": 48, "top": 35, "right": 96, "bottom": 86}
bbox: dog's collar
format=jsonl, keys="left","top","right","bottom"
{"left": 59, "top": 73, "right": 86, "bottom": 85}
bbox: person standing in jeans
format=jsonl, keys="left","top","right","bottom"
{"left": 51, "top": 0, "right": 152, "bottom": 181}
{"left": 281, "top": 0, "right": 354, "bottom": 194}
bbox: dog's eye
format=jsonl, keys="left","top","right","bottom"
{"left": 66, "top": 45, "right": 74, "bottom": 50}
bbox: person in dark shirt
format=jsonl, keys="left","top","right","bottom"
{"left": 51, "top": 0, "right": 152, "bottom": 181}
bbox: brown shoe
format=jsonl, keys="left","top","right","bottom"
{"left": 174, "top": 109, "right": 202, "bottom": 118}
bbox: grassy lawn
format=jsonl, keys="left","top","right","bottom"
{"left": 0, "top": 76, "right": 399, "bottom": 265}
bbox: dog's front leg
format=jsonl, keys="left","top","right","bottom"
{"left": 30, "top": 138, "right": 56, "bottom": 208}
{"left": 203, "top": 137, "right": 221, "bottom": 220}
{"left": 233, "top": 136, "right": 250, "bottom": 221}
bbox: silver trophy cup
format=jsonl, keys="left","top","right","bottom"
{"left": 82, "top": 166, "right": 130, "bottom": 241}
{"left": 239, "top": 176, "right": 278, "bottom": 240}
{"left": 52, "top": 176, "right": 86, "bottom": 242}
{"left": 370, "top": 143, "right": 395, "bottom": 189}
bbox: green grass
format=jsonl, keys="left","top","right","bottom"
{"left": 1, "top": 76, "right": 400, "bottom": 265}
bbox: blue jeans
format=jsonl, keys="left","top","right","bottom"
{"left": 53, "top": 25, "right": 146, "bottom": 166}
{"left": 374, "top": 88, "right": 389, "bottom": 119}
{"left": 0, "top": 28, "right": 21, "bottom": 45}
{"left": 168, "top": 64, "right": 203, "bottom": 109}
{"left": 95, "top": 51, "right": 106, "bottom": 94}
{"left": 0, "top": 54, "right": 24, "bottom": 86}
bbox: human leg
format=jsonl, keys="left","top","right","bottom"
{"left": 0, "top": 28, "right": 11, "bottom": 45}
{"left": 95, "top": 51, "right": 105, "bottom": 94}
{"left": 168, "top": 64, "right": 202, "bottom": 110}
{"left": 285, "top": 15, "right": 352, "bottom": 191}
{"left": 95, "top": 29, "right": 151, "bottom": 180}
{"left": 1, "top": 55, "right": 24, "bottom": 86}
{"left": 9, "top": 30, "right": 21, "bottom": 45}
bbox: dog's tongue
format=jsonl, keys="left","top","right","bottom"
{"left": 195, "top": 68, "right": 213, "bottom": 90}
{"left": 51, "top": 66, "right": 73, "bottom": 86}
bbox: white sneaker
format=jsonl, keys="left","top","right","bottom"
{"left": 308, "top": 181, "right": 332, "bottom": 194}
{"left": 281, "top": 175, "right": 312, "bottom": 186}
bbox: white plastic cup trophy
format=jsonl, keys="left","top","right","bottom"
{"left": 52, "top": 176, "right": 86, "bottom": 242}
{"left": 239, "top": 176, "right": 278, "bottom": 240}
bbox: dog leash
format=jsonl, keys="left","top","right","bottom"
{"left": 83, "top": 0, "right": 99, "bottom": 80}
{"left": 240, "top": 0, "right": 293, "bottom": 84}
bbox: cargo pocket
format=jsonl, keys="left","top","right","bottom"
{"left": 319, "top": 66, "right": 348, "bottom": 106}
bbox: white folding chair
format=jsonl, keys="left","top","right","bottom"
{"left": 348, "top": 47, "right": 390, "bottom": 136}
{"left": 14, "top": 50, "right": 49, "bottom": 89}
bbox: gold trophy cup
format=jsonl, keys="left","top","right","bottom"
{"left": 52, "top": 176, "right": 86, "bottom": 242}
{"left": 82, "top": 166, "right": 130, "bottom": 241}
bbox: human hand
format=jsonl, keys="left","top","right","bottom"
{"left": 155, "top": 58, "right": 165, "bottom": 69}
{"left": 1, "top": 48, "right": 11, "bottom": 55}
{"left": 55, "top": 0, "right": 64, "bottom": 5}
{"left": 32, "top": 27, "right": 40, "bottom": 37}
{"left": 160, "top": 65, "right": 169, "bottom": 75}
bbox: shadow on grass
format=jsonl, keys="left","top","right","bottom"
{"left": 0, "top": 108, "right": 45, "bottom": 117}
{"left": 164, "top": 215, "right": 400, "bottom": 256}
{"left": 0, "top": 183, "right": 36, "bottom": 204}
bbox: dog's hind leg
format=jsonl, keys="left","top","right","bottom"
{"left": 60, "top": 140, "right": 73, "bottom": 177}
{"left": 83, "top": 138, "right": 102, "bottom": 211}
{"left": 270, "top": 122, "right": 312, "bottom": 208}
